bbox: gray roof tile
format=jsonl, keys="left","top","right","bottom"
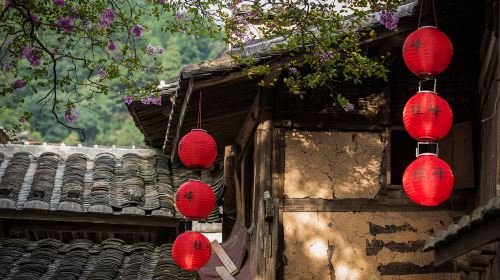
{"left": 423, "top": 196, "right": 500, "bottom": 251}
{"left": 0, "top": 238, "right": 197, "bottom": 280}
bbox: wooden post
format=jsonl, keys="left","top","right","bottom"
{"left": 250, "top": 119, "right": 273, "bottom": 280}
{"left": 223, "top": 146, "right": 237, "bottom": 240}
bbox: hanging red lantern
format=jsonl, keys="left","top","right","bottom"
{"left": 178, "top": 129, "right": 217, "bottom": 169}
{"left": 403, "top": 91, "right": 453, "bottom": 141}
{"left": 172, "top": 231, "right": 212, "bottom": 271}
{"left": 403, "top": 154, "right": 454, "bottom": 206}
{"left": 175, "top": 180, "right": 216, "bottom": 220}
{"left": 402, "top": 26, "right": 453, "bottom": 79}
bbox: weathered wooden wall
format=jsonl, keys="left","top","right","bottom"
{"left": 477, "top": 0, "right": 500, "bottom": 276}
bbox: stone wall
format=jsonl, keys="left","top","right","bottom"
{"left": 283, "top": 131, "right": 458, "bottom": 279}
{"left": 285, "top": 131, "right": 385, "bottom": 199}
{"left": 284, "top": 212, "right": 458, "bottom": 280}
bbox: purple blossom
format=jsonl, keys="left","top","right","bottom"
{"left": 12, "top": 79, "right": 27, "bottom": 92}
{"left": 64, "top": 108, "right": 78, "bottom": 123}
{"left": 4, "top": 39, "right": 12, "bottom": 46}
{"left": 319, "top": 51, "right": 334, "bottom": 63}
{"left": 343, "top": 102, "right": 355, "bottom": 112}
{"left": 100, "top": 8, "right": 116, "bottom": 29}
{"left": 175, "top": 12, "right": 185, "bottom": 19}
{"left": 108, "top": 40, "right": 116, "bottom": 51}
{"left": 20, "top": 46, "right": 41, "bottom": 67}
{"left": 235, "top": 15, "right": 248, "bottom": 25}
{"left": 57, "top": 16, "right": 77, "bottom": 32}
{"left": 289, "top": 67, "right": 298, "bottom": 74}
{"left": 2, "top": 62, "right": 13, "bottom": 71}
{"left": 146, "top": 44, "right": 154, "bottom": 56}
{"left": 131, "top": 24, "right": 144, "bottom": 38}
{"left": 158, "top": 0, "right": 166, "bottom": 3}
{"left": 124, "top": 95, "right": 134, "bottom": 105}
{"left": 52, "top": 0, "right": 65, "bottom": 7}
{"left": 379, "top": 10, "right": 399, "bottom": 30}
{"left": 83, "top": 20, "right": 93, "bottom": 30}
{"left": 156, "top": 46, "right": 164, "bottom": 54}
{"left": 230, "top": 5, "right": 238, "bottom": 13}
{"left": 141, "top": 97, "right": 161, "bottom": 106}
{"left": 97, "top": 68, "right": 107, "bottom": 78}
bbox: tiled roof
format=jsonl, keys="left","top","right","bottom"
{"left": 423, "top": 196, "right": 500, "bottom": 251}
{"left": 0, "top": 144, "right": 176, "bottom": 217}
{"left": 0, "top": 144, "right": 225, "bottom": 222}
{"left": 0, "top": 238, "right": 198, "bottom": 280}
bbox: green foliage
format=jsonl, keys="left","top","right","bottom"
{"left": 0, "top": 12, "right": 219, "bottom": 145}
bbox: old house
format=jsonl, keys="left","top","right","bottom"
{"left": 0, "top": 0, "right": 499, "bottom": 279}
{"left": 129, "top": 0, "right": 499, "bottom": 279}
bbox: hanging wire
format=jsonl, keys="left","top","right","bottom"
{"left": 197, "top": 90, "right": 202, "bottom": 129}
{"left": 418, "top": 0, "right": 438, "bottom": 28}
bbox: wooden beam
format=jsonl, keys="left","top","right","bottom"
{"left": 0, "top": 209, "right": 180, "bottom": 227}
{"left": 223, "top": 146, "right": 237, "bottom": 240}
{"left": 192, "top": 72, "right": 245, "bottom": 91}
{"left": 170, "top": 78, "right": 194, "bottom": 160}
{"left": 283, "top": 196, "right": 467, "bottom": 212}
{"left": 434, "top": 215, "right": 500, "bottom": 266}
{"left": 272, "top": 128, "right": 285, "bottom": 280}
{"left": 235, "top": 92, "right": 261, "bottom": 163}
{"left": 251, "top": 104, "right": 273, "bottom": 279}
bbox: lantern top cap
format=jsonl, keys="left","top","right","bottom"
{"left": 417, "top": 90, "right": 438, "bottom": 94}
{"left": 416, "top": 142, "right": 439, "bottom": 158}
{"left": 419, "top": 25, "right": 438, "bottom": 29}
{"left": 190, "top": 128, "right": 207, "bottom": 133}
{"left": 417, "top": 152, "right": 438, "bottom": 157}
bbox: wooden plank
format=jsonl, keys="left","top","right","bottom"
{"left": 215, "top": 266, "right": 237, "bottom": 280}
{"left": 223, "top": 146, "right": 237, "bottom": 240}
{"left": 251, "top": 114, "right": 273, "bottom": 280}
{"left": 283, "top": 195, "right": 467, "bottom": 213}
{"left": 212, "top": 240, "right": 240, "bottom": 275}
{"left": 452, "top": 122, "right": 475, "bottom": 189}
{"left": 235, "top": 92, "right": 261, "bottom": 163}
{"left": 478, "top": 32, "right": 498, "bottom": 94}
{"left": 0, "top": 209, "right": 179, "bottom": 227}
{"left": 192, "top": 72, "right": 245, "bottom": 91}
{"left": 272, "top": 128, "right": 285, "bottom": 280}
{"left": 170, "top": 78, "right": 194, "bottom": 160}
{"left": 434, "top": 215, "right": 500, "bottom": 266}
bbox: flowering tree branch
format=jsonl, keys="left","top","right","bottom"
{"left": 1, "top": 0, "right": 403, "bottom": 140}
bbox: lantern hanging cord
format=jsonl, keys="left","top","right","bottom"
{"left": 197, "top": 90, "right": 202, "bottom": 129}
{"left": 418, "top": 0, "right": 438, "bottom": 28}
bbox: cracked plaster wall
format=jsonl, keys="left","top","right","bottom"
{"left": 283, "top": 211, "right": 459, "bottom": 280}
{"left": 284, "top": 131, "right": 385, "bottom": 199}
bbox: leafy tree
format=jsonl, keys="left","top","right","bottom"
{"left": 1, "top": 0, "right": 402, "bottom": 142}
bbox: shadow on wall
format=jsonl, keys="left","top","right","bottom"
{"left": 283, "top": 211, "right": 458, "bottom": 280}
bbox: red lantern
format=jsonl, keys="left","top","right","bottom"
{"left": 178, "top": 129, "right": 217, "bottom": 169}
{"left": 175, "top": 180, "right": 216, "bottom": 220}
{"left": 402, "top": 26, "right": 453, "bottom": 79}
{"left": 403, "top": 154, "right": 454, "bottom": 206}
{"left": 172, "top": 231, "right": 212, "bottom": 271}
{"left": 403, "top": 91, "right": 453, "bottom": 141}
